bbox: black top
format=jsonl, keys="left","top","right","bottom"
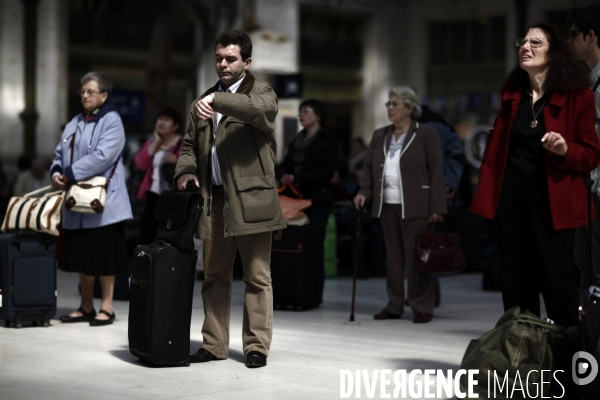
{"left": 291, "top": 130, "right": 320, "bottom": 174}
{"left": 501, "top": 88, "right": 553, "bottom": 200}
{"left": 276, "top": 128, "right": 339, "bottom": 204}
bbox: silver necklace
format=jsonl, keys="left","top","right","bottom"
{"left": 530, "top": 97, "right": 546, "bottom": 128}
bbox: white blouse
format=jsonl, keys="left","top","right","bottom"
{"left": 383, "top": 134, "right": 406, "bottom": 204}
{"left": 150, "top": 149, "right": 167, "bottom": 195}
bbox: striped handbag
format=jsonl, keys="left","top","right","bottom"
{"left": 1, "top": 186, "right": 65, "bottom": 236}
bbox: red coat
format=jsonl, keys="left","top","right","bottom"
{"left": 471, "top": 86, "right": 600, "bottom": 230}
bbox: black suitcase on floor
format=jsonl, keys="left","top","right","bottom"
{"left": 271, "top": 226, "right": 319, "bottom": 310}
{"left": 0, "top": 232, "right": 56, "bottom": 328}
{"left": 128, "top": 241, "right": 196, "bottom": 366}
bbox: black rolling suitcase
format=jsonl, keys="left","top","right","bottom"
{"left": 0, "top": 232, "right": 56, "bottom": 328}
{"left": 271, "top": 226, "right": 319, "bottom": 310}
{"left": 128, "top": 241, "right": 197, "bottom": 366}
{"left": 128, "top": 188, "right": 202, "bottom": 366}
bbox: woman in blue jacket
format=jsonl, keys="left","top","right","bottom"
{"left": 51, "top": 71, "right": 132, "bottom": 326}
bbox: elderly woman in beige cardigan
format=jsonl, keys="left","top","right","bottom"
{"left": 354, "top": 86, "right": 447, "bottom": 324}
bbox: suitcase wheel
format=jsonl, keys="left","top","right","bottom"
{"left": 4, "top": 320, "right": 10, "bottom": 328}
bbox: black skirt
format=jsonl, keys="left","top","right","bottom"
{"left": 59, "top": 222, "right": 130, "bottom": 276}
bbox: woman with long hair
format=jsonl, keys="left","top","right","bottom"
{"left": 471, "top": 22, "right": 600, "bottom": 327}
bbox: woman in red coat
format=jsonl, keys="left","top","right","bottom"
{"left": 471, "top": 22, "right": 600, "bottom": 327}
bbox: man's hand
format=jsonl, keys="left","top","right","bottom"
{"left": 195, "top": 94, "right": 214, "bottom": 121}
{"left": 429, "top": 213, "right": 444, "bottom": 223}
{"left": 354, "top": 194, "right": 366, "bottom": 210}
{"left": 52, "top": 174, "right": 67, "bottom": 190}
{"left": 280, "top": 174, "right": 294, "bottom": 186}
{"left": 177, "top": 173, "right": 200, "bottom": 191}
{"left": 445, "top": 185, "right": 455, "bottom": 199}
{"left": 541, "top": 132, "right": 568, "bottom": 157}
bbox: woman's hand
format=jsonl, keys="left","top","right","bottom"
{"left": 163, "top": 153, "right": 178, "bottom": 164}
{"left": 147, "top": 132, "right": 163, "bottom": 155}
{"left": 541, "top": 132, "right": 568, "bottom": 157}
{"left": 280, "top": 174, "right": 294, "bottom": 186}
{"left": 429, "top": 213, "right": 443, "bottom": 223}
{"left": 354, "top": 194, "right": 366, "bottom": 210}
{"left": 52, "top": 174, "right": 67, "bottom": 190}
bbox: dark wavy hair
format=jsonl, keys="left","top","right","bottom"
{"left": 504, "top": 22, "right": 590, "bottom": 92}
{"left": 215, "top": 30, "right": 252, "bottom": 61}
{"left": 157, "top": 106, "right": 182, "bottom": 130}
{"left": 299, "top": 99, "right": 327, "bottom": 122}
{"left": 570, "top": 5, "right": 600, "bottom": 50}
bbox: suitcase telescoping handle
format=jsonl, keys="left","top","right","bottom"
{"left": 12, "top": 232, "right": 53, "bottom": 251}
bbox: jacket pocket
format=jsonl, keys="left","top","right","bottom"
{"left": 235, "top": 175, "right": 277, "bottom": 223}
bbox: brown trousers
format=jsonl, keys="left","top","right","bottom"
{"left": 201, "top": 189, "right": 273, "bottom": 358}
{"left": 380, "top": 203, "right": 434, "bottom": 316}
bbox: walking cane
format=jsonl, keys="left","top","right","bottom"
{"left": 349, "top": 205, "right": 362, "bottom": 322}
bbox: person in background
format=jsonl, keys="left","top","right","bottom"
{"left": 13, "top": 158, "right": 51, "bottom": 197}
{"left": 471, "top": 23, "right": 600, "bottom": 327}
{"left": 568, "top": 5, "right": 600, "bottom": 304}
{"left": 277, "top": 99, "right": 340, "bottom": 304}
{"left": 51, "top": 71, "right": 132, "bottom": 326}
{"left": 354, "top": 85, "right": 447, "bottom": 324}
{"left": 416, "top": 101, "right": 464, "bottom": 308}
{"left": 134, "top": 107, "right": 183, "bottom": 245}
{"left": 348, "top": 138, "right": 367, "bottom": 178}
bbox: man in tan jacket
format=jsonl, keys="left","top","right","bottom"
{"left": 175, "top": 30, "right": 285, "bottom": 368}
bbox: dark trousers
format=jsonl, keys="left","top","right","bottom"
{"left": 304, "top": 203, "right": 331, "bottom": 303}
{"left": 138, "top": 192, "right": 160, "bottom": 246}
{"left": 494, "top": 193, "right": 579, "bottom": 327}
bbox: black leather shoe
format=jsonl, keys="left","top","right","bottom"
{"left": 245, "top": 351, "right": 267, "bottom": 368}
{"left": 373, "top": 309, "right": 401, "bottom": 320}
{"left": 189, "top": 348, "right": 221, "bottom": 363}
{"left": 60, "top": 307, "right": 96, "bottom": 323}
{"left": 89, "top": 309, "right": 115, "bottom": 326}
{"left": 413, "top": 313, "right": 433, "bottom": 324}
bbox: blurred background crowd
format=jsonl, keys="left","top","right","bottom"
{"left": 0, "top": 0, "right": 596, "bottom": 285}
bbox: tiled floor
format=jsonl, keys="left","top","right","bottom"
{"left": 0, "top": 271, "right": 508, "bottom": 400}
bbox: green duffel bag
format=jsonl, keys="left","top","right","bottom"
{"left": 459, "top": 306, "right": 567, "bottom": 399}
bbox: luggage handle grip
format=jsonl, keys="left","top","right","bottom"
{"left": 12, "top": 232, "right": 53, "bottom": 251}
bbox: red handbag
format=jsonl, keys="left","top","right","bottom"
{"left": 414, "top": 222, "right": 466, "bottom": 274}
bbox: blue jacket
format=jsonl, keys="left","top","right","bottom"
{"left": 426, "top": 122, "right": 463, "bottom": 193}
{"left": 51, "top": 104, "right": 132, "bottom": 230}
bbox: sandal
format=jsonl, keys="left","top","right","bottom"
{"left": 59, "top": 307, "right": 96, "bottom": 323}
{"left": 89, "top": 309, "right": 116, "bottom": 326}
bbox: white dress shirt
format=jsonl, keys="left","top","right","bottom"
{"left": 211, "top": 75, "right": 244, "bottom": 185}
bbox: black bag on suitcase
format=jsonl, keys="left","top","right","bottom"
{"left": 128, "top": 241, "right": 197, "bottom": 366}
{"left": 154, "top": 189, "right": 203, "bottom": 252}
{"left": 271, "top": 226, "right": 319, "bottom": 310}
{"left": 0, "top": 232, "right": 56, "bottom": 328}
